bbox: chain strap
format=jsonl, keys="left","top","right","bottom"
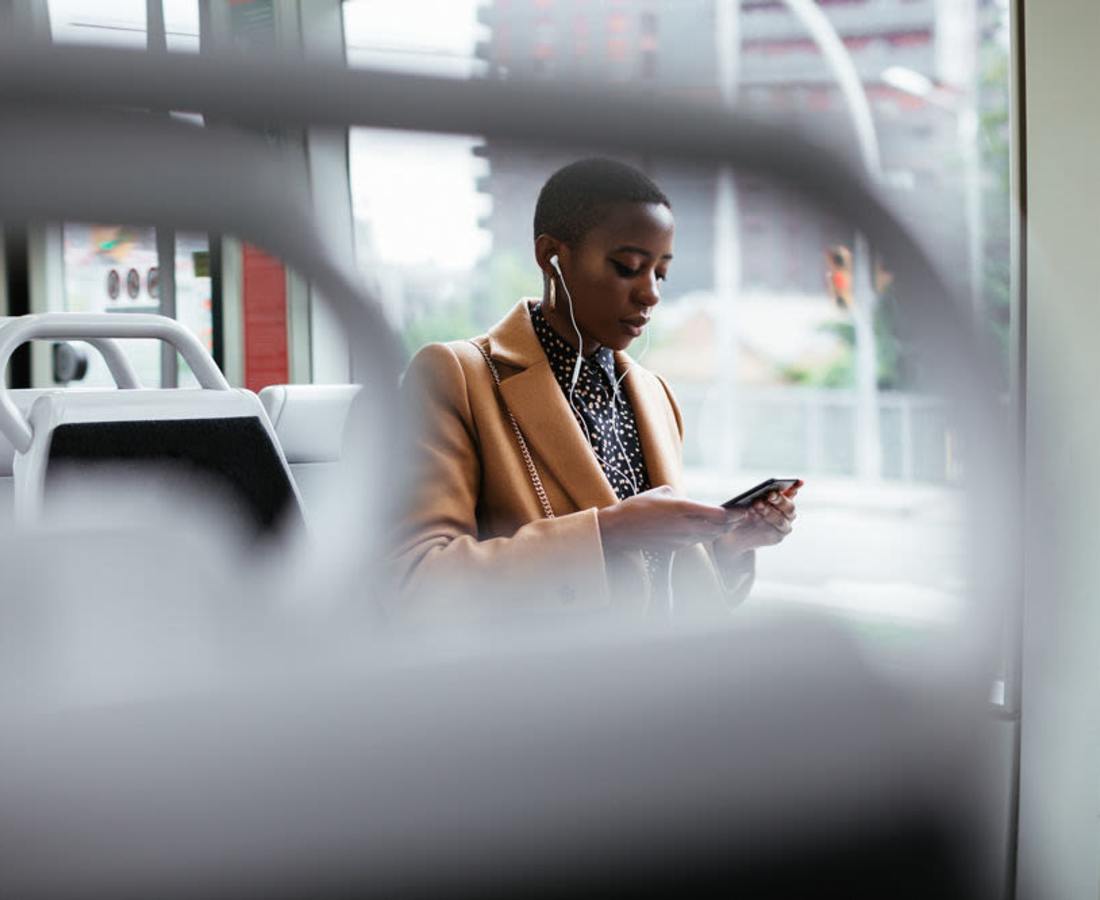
{"left": 468, "top": 340, "right": 555, "bottom": 520}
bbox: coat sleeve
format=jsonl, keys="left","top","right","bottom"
{"left": 389, "top": 342, "right": 611, "bottom": 621}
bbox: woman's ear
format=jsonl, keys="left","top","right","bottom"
{"left": 534, "top": 234, "right": 563, "bottom": 276}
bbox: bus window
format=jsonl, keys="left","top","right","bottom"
{"left": 57, "top": 227, "right": 213, "bottom": 389}
{"left": 343, "top": 0, "right": 1014, "bottom": 636}
{"left": 48, "top": 0, "right": 147, "bottom": 47}
{"left": 48, "top": 0, "right": 199, "bottom": 52}
{"left": 45, "top": 2, "right": 211, "bottom": 389}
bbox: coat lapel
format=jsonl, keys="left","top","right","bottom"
{"left": 488, "top": 301, "right": 618, "bottom": 513}
{"left": 485, "top": 300, "right": 684, "bottom": 509}
{"left": 617, "top": 356, "right": 683, "bottom": 493}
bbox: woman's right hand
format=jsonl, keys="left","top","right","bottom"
{"left": 596, "top": 485, "right": 742, "bottom": 554}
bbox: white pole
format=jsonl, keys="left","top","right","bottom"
{"left": 147, "top": 0, "right": 180, "bottom": 388}
{"left": 781, "top": 0, "right": 883, "bottom": 481}
{"left": 714, "top": 0, "right": 741, "bottom": 473}
{"left": 960, "top": 105, "right": 983, "bottom": 330}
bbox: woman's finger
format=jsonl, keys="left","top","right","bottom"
{"left": 762, "top": 513, "right": 792, "bottom": 536}
{"left": 754, "top": 501, "right": 792, "bottom": 534}
{"left": 723, "top": 508, "right": 750, "bottom": 527}
{"left": 767, "top": 492, "right": 797, "bottom": 520}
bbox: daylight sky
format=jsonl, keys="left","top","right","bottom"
{"left": 343, "top": 0, "right": 490, "bottom": 270}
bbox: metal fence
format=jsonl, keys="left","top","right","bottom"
{"left": 675, "top": 383, "right": 952, "bottom": 483}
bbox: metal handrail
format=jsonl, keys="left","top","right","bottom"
{"left": 71, "top": 338, "right": 142, "bottom": 391}
{"left": 0, "top": 313, "right": 229, "bottom": 454}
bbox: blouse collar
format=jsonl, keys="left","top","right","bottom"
{"left": 529, "top": 301, "right": 617, "bottom": 384}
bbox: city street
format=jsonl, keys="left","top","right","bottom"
{"left": 686, "top": 470, "right": 971, "bottom": 626}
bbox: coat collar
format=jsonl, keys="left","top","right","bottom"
{"left": 486, "top": 298, "right": 546, "bottom": 370}
{"left": 485, "top": 300, "right": 683, "bottom": 510}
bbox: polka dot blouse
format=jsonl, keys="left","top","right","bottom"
{"left": 530, "top": 301, "right": 652, "bottom": 502}
{"left": 530, "top": 302, "right": 671, "bottom": 606}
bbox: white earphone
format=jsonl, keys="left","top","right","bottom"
{"left": 547, "top": 252, "right": 641, "bottom": 496}
{"left": 549, "top": 254, "right": 585, "bottom": 392}
{"left": 550, "top": 253, "right": 652, "bottom": 395}
{"left": 549, "top": 252, "right": 673, "bottom": 611}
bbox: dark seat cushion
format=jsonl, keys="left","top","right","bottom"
{"left": 45, "top": 416, "right": 303, "bottom": 536}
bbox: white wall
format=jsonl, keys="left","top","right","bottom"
{"left": 1017, "top": 1, "right": 1100, "bottom": 897}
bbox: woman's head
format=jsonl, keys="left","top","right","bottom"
{"left": 533, "top": 158, "right": 674, "bottom": 352}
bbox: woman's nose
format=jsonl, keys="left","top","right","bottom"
{"left": 636, "top": 274, "right": 661, "bottom": 308}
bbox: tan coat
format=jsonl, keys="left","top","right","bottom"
{"left": 392, "top": 299, "right": 752, "bottom": 620}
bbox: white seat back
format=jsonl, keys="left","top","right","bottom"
{"left": 14, "top": 388, "right": 304, "bottom": 534}
{"left": 0, "top": 314, "right": 306, "bottom": 534}
{"left": 259, "top": 384, "right": 360, "bottom": 464}
{"left": 259, "top": 384, "right": 359, "bottom": 521}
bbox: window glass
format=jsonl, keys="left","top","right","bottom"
{"left": 48, "top": 0, "right": 147, "bottom": 47}
{"left": 59, "top": 226, "right": 213, "bottom": 389}
{"left": 344, "top": 0, "right": 1013, "bottom": 631}
{"left": 163, "top": 0, "right": 200, "bottom": 53}
{"left": 48, "top": 1, "right": 210, "bottom": 388}
{"left": 47, "top": 0, "right": 199, "bottom": 50}
{"left": 175, "top": 232, "right": 214, "bottom": 387}
{"left": 344, "top": 0, "right": 488, "bottom": 77}
{"left": 61, "top": 224, "right": 162, "bottom": 387}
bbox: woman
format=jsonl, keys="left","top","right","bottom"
{"left": 393, "top": 158, "right": 798, "bottom": 619}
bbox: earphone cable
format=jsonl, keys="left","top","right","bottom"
{"left": 553, "top": 257, "right": 642, "bottom": 494}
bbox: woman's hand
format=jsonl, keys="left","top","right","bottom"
{"left": 713, "top": 484, "right": 800, "bottom": 566}
{"left": 597, "top": 485, "right": 743, "bottom": 554}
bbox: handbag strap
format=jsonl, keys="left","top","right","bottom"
{"left": 468, "top": 339, "right": 555, "bottom": 520}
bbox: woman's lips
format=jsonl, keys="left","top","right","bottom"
{"left": 620, "top": 317, "right": 649, "bottom": 337}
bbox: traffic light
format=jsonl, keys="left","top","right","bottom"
{"left": 825, "top": 245, "right": 853, "bottom": 310}
{"left": 873, "top": 256, "right": 895, "bottom": 297}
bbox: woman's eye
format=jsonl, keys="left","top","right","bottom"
{"left": 611, "top": 260, "right": 641, "bottom": 277}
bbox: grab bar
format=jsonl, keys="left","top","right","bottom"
{"left": 0, "top": 313, "right": 228, "bottom": 454}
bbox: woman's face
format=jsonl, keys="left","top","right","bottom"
{"left": 546, "top": 201, "right": 675, "bottom": 352}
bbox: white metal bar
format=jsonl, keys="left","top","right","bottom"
{"left": 0, "top": 313, "right": 229, "bottom": 452}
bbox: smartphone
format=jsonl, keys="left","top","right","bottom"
{"left": 721, "top": 478, "right": 802, "bottom": 510}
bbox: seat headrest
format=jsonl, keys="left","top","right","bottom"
{"left": 259, "top": 384, "right": 360, "bottom": 464}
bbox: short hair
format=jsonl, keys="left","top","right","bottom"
{"left": 533, "top": 158, "right": 671, "bottom": 246}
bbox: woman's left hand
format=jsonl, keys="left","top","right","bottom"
{"left": 713, "top": 484, "right": 800, "bottom": 563}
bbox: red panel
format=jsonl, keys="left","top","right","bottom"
{"left": 241, "top": 243, "right": 288, "bottom": 392}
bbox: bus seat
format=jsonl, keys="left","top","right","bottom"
{"left": 259, "top": 384, "right": 359, "bottom": 520}
{"left": 0, "top": 314, "right": 304, "bottom": 537}
{"left": 1, "top": 332, "right": 143, "bottom": 524}
{"left": 11, "top": 388, "right": 304, "bottom": 537}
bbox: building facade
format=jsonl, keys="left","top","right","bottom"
{"left": 473, "top": 0, "right": 976, "bottom": 301}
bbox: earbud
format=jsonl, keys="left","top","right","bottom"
{"left": 548, "top": 253, "right": 584, "bottom": 390}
